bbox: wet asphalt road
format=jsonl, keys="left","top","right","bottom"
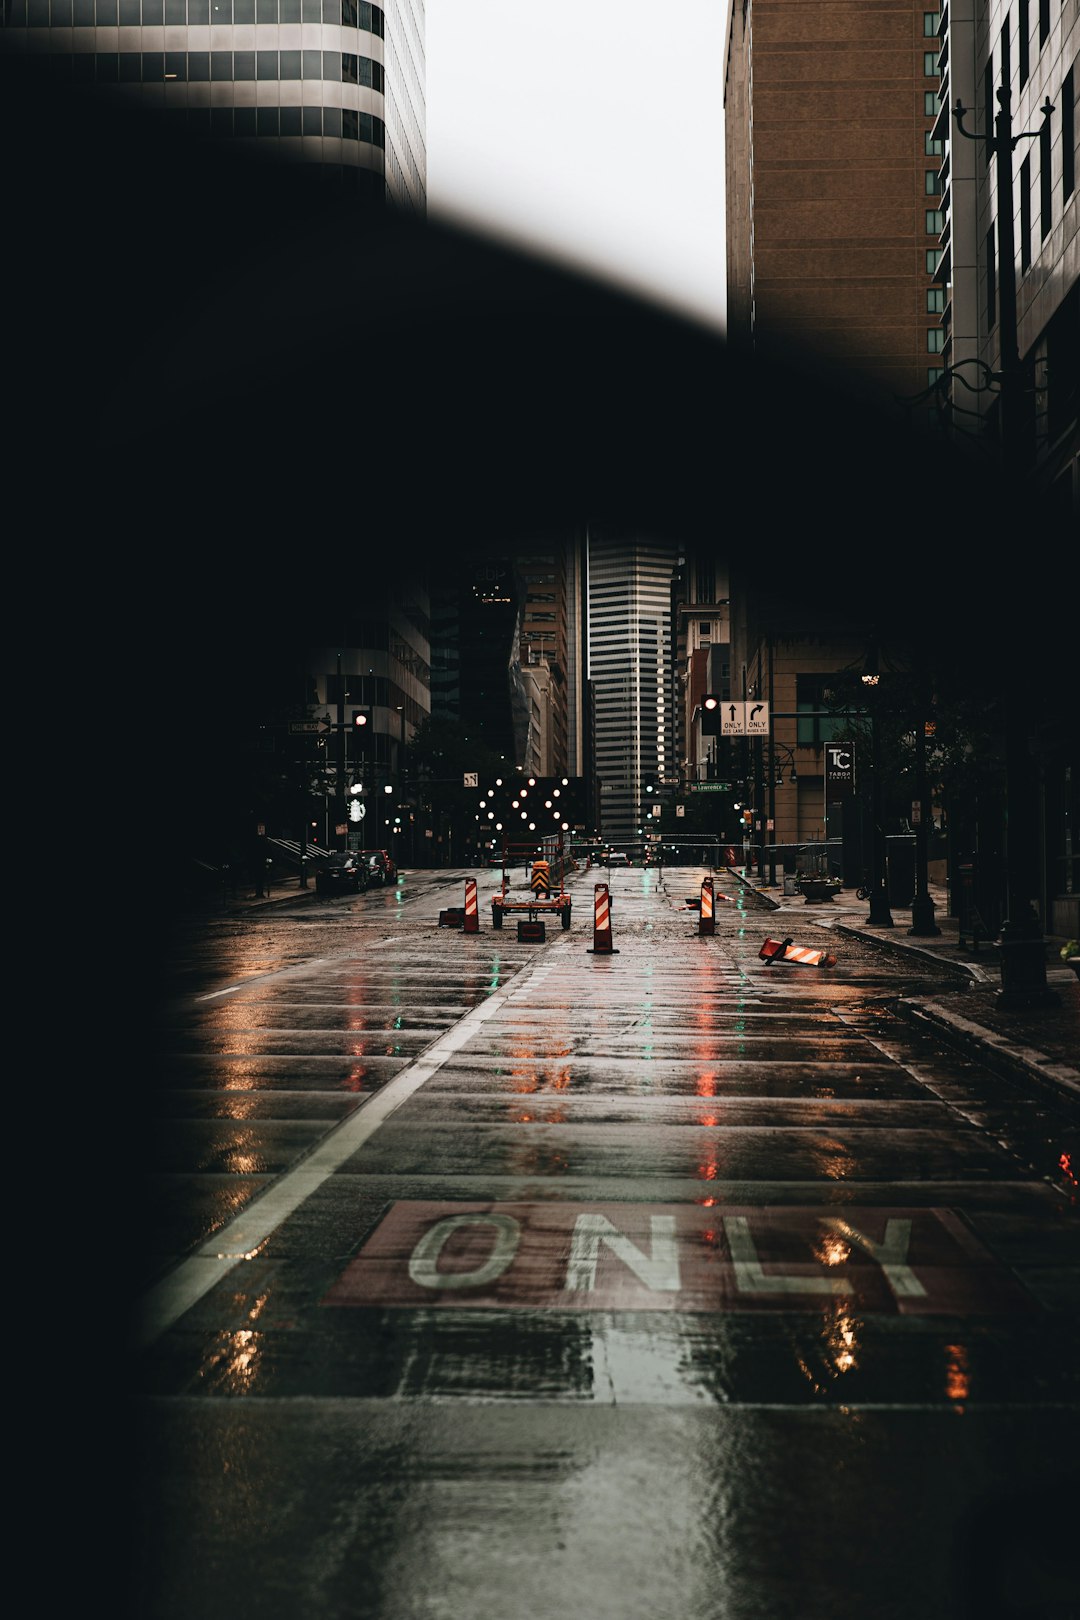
{"left": 129, "top": 864, "right": 1080, "bottom": 1620}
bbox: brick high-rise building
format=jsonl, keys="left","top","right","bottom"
{"left": 724, "top": 0, "right": 947, "bottom": 410}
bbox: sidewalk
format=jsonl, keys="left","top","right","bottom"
{"left": 735, "top": 873, "right": 1079, "bottom": 1104}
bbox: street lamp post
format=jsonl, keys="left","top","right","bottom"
{"left": 861, "top": 654, "right": 894, "bottom": 927}
{"left": 764, "top": 741, "right": 798, "bottom": 885}
{"left": 949, "top": 88, "right": 1058, "bottom": 1008}
{"left": 953, "top": 89, "right": 1053, "bottom": 477}
{"left": 908, "top": 705, "right": 941, "bottom": 936}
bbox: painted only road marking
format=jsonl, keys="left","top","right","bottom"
{"left": 135, "top": 946, "right": 571, "bottom": 1349}
{"left": 322, "top": 1202, "right": 1036, "bottom": 1316}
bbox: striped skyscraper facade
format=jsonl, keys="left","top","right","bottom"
{"left": 2, "top": 0, "right": 425, "bottom": 209}
{"left": 587, "top": 529, "right": 680, "bottom": 852}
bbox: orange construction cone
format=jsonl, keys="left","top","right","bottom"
{"left": 699, "top": 876, "right": 715, "bottom": 936}
{"left": 463, "top": 877, "right": 479, "bottom": 934}
{"left": 587, "top": 882, "right": 618, "bottom": 954}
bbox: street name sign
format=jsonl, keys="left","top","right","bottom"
{"left": 690, "top": 782, "right": 731, "bottom": 792}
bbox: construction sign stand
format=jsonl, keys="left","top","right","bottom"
{"left": 463, "top": 878, "right": 479, "bottom": 934}
{"left": 759, "top": 936, "right": 838, "bottom": 968}
{"left": 587, "top": 883, "right": 618, "bottom": 954}
{"left": 699, "top": 876, "right": 715, "bottom": 936}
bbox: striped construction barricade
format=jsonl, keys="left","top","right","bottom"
{"left": 587, "top": 883, "right": 618, "bottom": 954}
{"left": 759, "top": 936, "right": 837, "bottom": 968}
{"left": 463, "top": 878, "right": 479, "bottom": 934}
{"left": 699, "top": 876, "right": 715, "bottom": 936}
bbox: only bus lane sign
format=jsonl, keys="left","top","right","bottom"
{"left": 321, "top": 1202, "right": 1035, "bottom": 1316}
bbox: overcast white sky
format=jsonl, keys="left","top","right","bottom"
{"left": 424, "top": 0, "right": 727, "bottom": 333}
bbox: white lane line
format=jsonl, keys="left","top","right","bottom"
{"left": 136, "top": 955, "right": 543, "bottom": 1350}
{"left": 194, "top": 936, "right": 413, "bottom": 1002}
{"left": 375, "top": 1394, "right": 1071, "bottom": 1412}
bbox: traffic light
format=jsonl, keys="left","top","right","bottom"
{"left": 351, "top": 708, "right": 370, "bottom": 731}
{"left": 702, "top": 694, "right": 722, "bottom": 736}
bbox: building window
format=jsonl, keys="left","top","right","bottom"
{"left": 1021, "top": 153, "right": 1032, "bottom": 271}
{"left": 927, "top": 367, "right": 944, "bottom": 387}
{"left": 1038, "top": 0, "right": 1049, "bottom": 49}
{"left": 1064, "top": 68, "right": 1075, "bottom": 202}
{"left": 926, "top": 209, "right": 944, "bottom": 234}
{"left": 924, "top": 51, "right": 939, "bottom": 76}
{"left": 984, "top": 60, "right": 995, "bottom": 167}
{"left": 924, "top": 90, "right": 941, "bottom": 115}
{"left": 1040, "top": 119, "right": 1053, "bottom": 238}
{"left": 999, "top": 22, "right": 1011, "bottom": 93}
{"left": 927, "top": 326, "right": 945, "bottom": 353}
{"left": 986, "top": 226, "right": 997, "bottom": 326}
{"left": 923, "top": 10, "right": 939, "bottom": 36}
{"left": 925, "top": 130, "right": 943, "bottom": 156}
{"left": 796, "top": 675, "right": 846, "bottom": 745}
{"left": 926, "top": 247, "right": 943, "bottom": 272}
{"left": 925, "top": 170, "right": 941, "bottom": 194}
{"left": 1019, "top": 0, "right": 1030, "bottom": 85}
{"left": 927, "top": 286, "right": 944, "bottom": 312}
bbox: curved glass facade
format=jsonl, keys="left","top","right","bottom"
{"left": 3, "top": 0, "right": 424, "bottom": 208}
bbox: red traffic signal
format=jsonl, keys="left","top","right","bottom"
{"left": 701, "top": 694, "right": 722, "bottom": 735}
{"left": 351, "top": 709, "right": 370, "bottom": 729}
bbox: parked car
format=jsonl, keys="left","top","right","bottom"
{"left": 315, "top": 851, "right": 370, "bottom": 896}
{"left": 361, "top": 849, "right": 397, "bottom": 885}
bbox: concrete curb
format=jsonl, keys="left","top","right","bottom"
{"left": 729, "top": 870, "right": 1077, "bottom": 1105}
{"left": 896, "top": 996, "right": 1080, "bottom": 1100}
{"left": 831, "top": 921, "right": 983, "bottom": 982}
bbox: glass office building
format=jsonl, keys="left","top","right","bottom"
{"left": 3, "top": 0, "right": 425, "bottom": 209}
{"left": 587, "top": 529, "right": 680, "bottom": 853}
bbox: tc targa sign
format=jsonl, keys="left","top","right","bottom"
{"left": 322, "top": 1202, "right": 1033, "bottom": 1316}
{"left": 825, "top": 743, "right": 856, "bottom": 792}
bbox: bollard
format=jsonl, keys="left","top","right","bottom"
{"left": 699, "top": 876, "right": 715, "bottom": 936}
{"left": 587, "top": 882, "right": 618, "bottom": 954}
{"left": 463, "top": 878, "right": 479, "bottom": 933}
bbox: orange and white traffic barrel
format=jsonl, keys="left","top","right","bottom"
{"left": 699, "top": 876, "right": 715, "bottom": 936}
{"left": 587, "top": 882, "right": 618, "bottom": 954}
{"left": 463, "top": 878, "right": 479, "bottom": 933}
